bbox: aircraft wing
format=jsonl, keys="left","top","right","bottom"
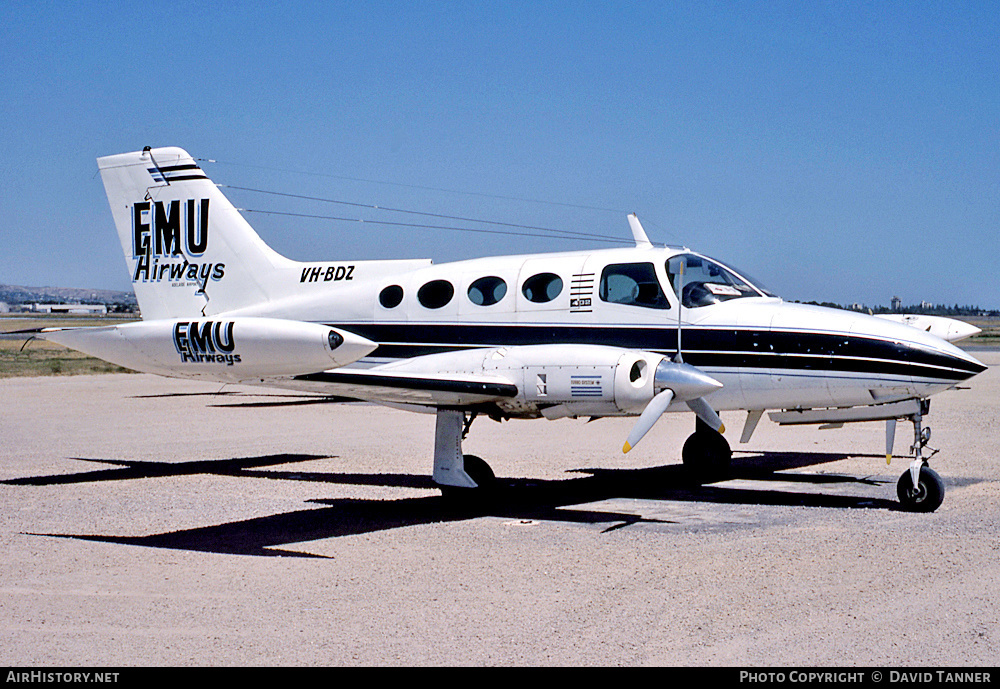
{"left": 288, "top": 367, "right": 519, "bottom": 407}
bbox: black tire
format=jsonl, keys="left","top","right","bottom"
{"left": 681, "top": 430, "right": 732, "bottom": 483}
{"left": 439, "top": 454, "right": 496, "bottom": 500}
{"left": 897, "top": 466, "right": 945, "bottom": 513}
{"left": 461, "top": 454, "right": 495, "bottom": 488}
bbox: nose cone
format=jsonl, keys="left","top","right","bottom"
{"left": 765, "top": 301, "right": 987, "bottom": 387}
{"left": 856, "top": 312, "right": 987, "bottom": 384}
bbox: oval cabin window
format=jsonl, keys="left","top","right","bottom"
{"left": 379, "top": 285, "right": 404, "bottom": 308}
{"left": 521, "top": 273, "right": 563, "bottom": 303}
{"left": 417, "top": 280, "right": 455, "bottom": 309}
{"left": 468, "top": 276, "right": 507, "bottom": 306}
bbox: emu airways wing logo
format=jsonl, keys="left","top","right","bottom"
{"left": 132, "top": 199, "right": 225, "bottom": 284}
{"left": 173, "top": 321, "right": 242, "bottom": 365}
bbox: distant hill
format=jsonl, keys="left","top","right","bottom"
{"left": 0, "top": 284, "right": 137, "bottom": 306}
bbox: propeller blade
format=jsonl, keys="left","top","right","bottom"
{"left": 623, "top": 389, "right": 674, "bottom": 453}
{"left": 686, "top": 397, "right": 725, "bottom": 434}
{"left": 886, "top": 418, "right": 896, "bottom": 464}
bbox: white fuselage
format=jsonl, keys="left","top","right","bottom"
{"left": 210, "top": 245, "right": 985, "bottom": 418}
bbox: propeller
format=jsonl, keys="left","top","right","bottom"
{"left": 622, "top": 359, "right": 724, "bottom": 453}
{"left": 886, "top": 418, "right": 896, "bottom": 464}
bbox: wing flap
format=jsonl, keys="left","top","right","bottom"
{"left": 289, "top": 368, "right": 519, "bottom": 406}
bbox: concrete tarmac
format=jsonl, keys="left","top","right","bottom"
{"left": 1, "top": 353, "right": 998, "bottom": 666}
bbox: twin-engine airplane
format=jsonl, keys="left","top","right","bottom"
{"left": 37, "top": 147, "right": 986, "bottom": 512}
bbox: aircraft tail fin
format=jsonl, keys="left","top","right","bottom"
{"left": 97, "top": 147, "right": 295, "bottom": 320}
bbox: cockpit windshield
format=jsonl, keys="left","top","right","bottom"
{"left": 665, "top": 254, "right": 775, "bottom": 308}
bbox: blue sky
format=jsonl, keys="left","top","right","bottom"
{"left": 2, "top": 1, "right": 997, "bottom": 307}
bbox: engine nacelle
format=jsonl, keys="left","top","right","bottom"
{"left": 495, "top": 345, "right": 667, "bottom": 417}
{"left": 39, "top": 317, "right": 378, "bottom": 382}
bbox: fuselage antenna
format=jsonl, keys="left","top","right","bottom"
{"left": 675, "top": 259, "right": 684, "bottom": 363}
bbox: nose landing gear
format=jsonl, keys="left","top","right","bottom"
{"left": 895, "top": 402, "right": 944, "bottom": 513}
{"left": 897, "top": 466, "right": 944, "bottom": 513}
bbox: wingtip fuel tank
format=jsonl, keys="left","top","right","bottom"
{"left": 39, "top": 317, "right": 377, "bottom": 382}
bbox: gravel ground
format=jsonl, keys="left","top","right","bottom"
{"left": 1, "top": 353, "right": 997, "bottom": 666}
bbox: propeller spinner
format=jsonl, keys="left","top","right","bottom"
{"left": 623, "top": 359, "right": 724, "bottom": 453}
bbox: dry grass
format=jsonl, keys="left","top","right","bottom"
{"left": 0, "top": 315, "right": 138, "bottom": 378}
{"left": 963, "top": 316, "right": 1000, "bottom": 345}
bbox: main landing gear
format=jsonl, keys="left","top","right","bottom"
{"left": 682, "top": 417, "right": 732, "bottom": 483}
{"left": 895, "top": 402, "right": 944, "bottom": 513}
{"left": 433, "top": 409, "right": 496, "bottom": 498}
{"left": 432, "top": 409, "right": 737, "bottom": 496}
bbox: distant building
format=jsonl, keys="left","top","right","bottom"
{"left": 891, "top": 296, "right": 901, "bottom": 312}
{"left": 31, "top": 303, "right": 107, "bottom": 315}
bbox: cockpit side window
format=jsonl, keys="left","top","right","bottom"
{"left": 599, "top": 262, "right": 670, "bottom": 309}
{"left": 665, "top": 254, "right": 769, "bottom": 308}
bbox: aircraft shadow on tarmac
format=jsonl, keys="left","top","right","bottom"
{"left": 7, "top": 449, "right": 925, "bottom": 558}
